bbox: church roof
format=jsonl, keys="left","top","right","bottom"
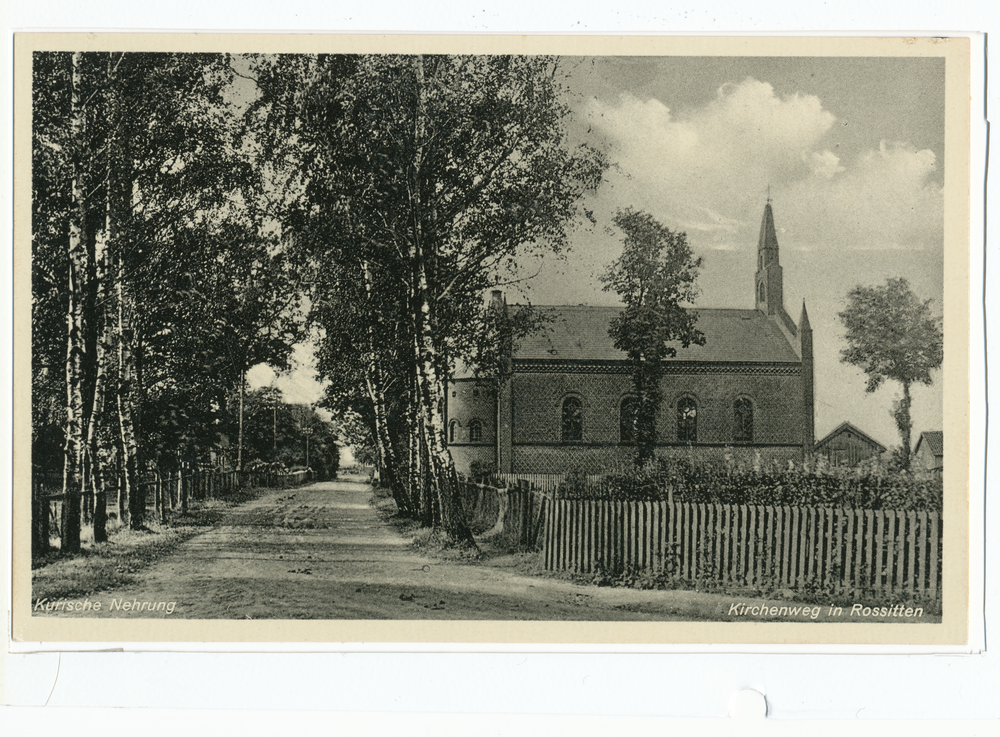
{"left": 513, "top": 305, "right": 801, "bottom": 364}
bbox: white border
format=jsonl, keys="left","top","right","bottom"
{"left": 2, "top": 0, "right": 995, "bottom": 724}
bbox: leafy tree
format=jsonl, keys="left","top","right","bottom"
{"left": 310, "top": 259, "right": 414, "bottom": 515}
{"left": 98, "top": 52, "right": 246, "bottom": 529}
{"left": 275, "top": 54, "right": 606, "bottom": 543}
{"left": 30, "top": 51, "right": 304, "bottom": 548}
{"left": 239, "top": 390, "right": 340, "bottom": 478}
{"left": 601, "top": 208, "right": 704, "bottom": 466}
{"left": 839, "top": 277, "right": 943, "bottom": 470}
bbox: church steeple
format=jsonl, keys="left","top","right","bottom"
{"left": 755, "top": 201, "right": 784, "bottom": 316}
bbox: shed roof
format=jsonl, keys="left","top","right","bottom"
{"left": 915, "top": 431, "right": 944, "bottom": 458}
{"left": 513, "top": 306, "right": 801, "bottom": 364}
{"left": 814, "top": 421, "right": 886, "bottom": 453}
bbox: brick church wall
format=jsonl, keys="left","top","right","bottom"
{"left": 445, "top": 366, "right": 807, "bottom": 474}
{"left": 449, "top": 445, "right": 497, "bottom": 475}
{"left": 510, "top": 367, "right": 804, "bottom": 436}
{"left": 446, "top": 378, "right": 495, "bottom": 443}
{"left": 655, "top": 370, "right": 805, "bottom": 445}
{"left": 505, "top": 366, "right": 805, "bottom": 473}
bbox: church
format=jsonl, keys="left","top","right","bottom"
{"left": 446, "top": 202, "right": 815, "bottom": 475}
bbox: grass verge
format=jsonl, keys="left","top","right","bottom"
{"left": 369, "top": 483, "right": 484, "bottom": 559}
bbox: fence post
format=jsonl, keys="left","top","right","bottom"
{"left": 178, "top": 469, "right": 187, "bottom": 513}
{"left": 153, "top": 472, "right": 161, "bottom": 522}
{"left": 157, "top": 471, "right": 167, "bottom": 523}
{"left": 525, "top": 488, "right": 533, "bottom": 549}
{"left": 32, "top": 473, "right": 49, "bottom": 556}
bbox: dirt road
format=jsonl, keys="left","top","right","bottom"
{"left": 39, "top": 474, "right": 765, "bottom": 621}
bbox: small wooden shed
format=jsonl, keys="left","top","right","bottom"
{"left": 914, "top": 431, "right": 944, "bottom": 475}
{"left": 814, "top": 422, "right": 886, "bottom": 467}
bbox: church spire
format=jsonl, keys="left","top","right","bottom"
{"left": 799, "top": 300, "right": 811, "bottom": 332}
{"left": 755, "top": 201, "right": 784, "bottom": 315}
{"left": 757, "top": 201, "right": 780, "bottom": 266}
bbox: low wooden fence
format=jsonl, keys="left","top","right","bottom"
{"left": 33, "top": 467, "right": 314, "bottom": 553}
{"left": 459, "top": 479, "right": 546, "bottom": 548}
{"left": 543, "top": 499, "right": 942, "bottom": 597}
{"left": 241, "top": 468, "right": 313, "bottom": 490}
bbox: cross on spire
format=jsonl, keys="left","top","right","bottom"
{"left": 766, "top": 184, "right": 772, "bottom": 204}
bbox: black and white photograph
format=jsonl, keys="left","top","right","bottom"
{"left": 12, "top": 34, "right": 970, "bottom": 643}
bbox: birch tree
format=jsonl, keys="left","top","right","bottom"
{"left": 291, "top": 54, "right": 606, "bottom": 543}
{"left": 31, "top": 51, "right": 271, "bottom": 544}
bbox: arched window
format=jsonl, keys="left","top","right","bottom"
{"left": 734, "top": 398, "right": 754, "bottom": 442}
{"left": 677, "top": 397, "right": 698, "bottom": 442}
{"left": 469, "top": 419, "right": 483, "bottom": 443}
{"left": 561, "top": 396, "right": 583, "bottom": 442}
{"left": 758, "top": 281, "right": 765, "bottom": 303}
{"left": 620, "top": 396, "right": 638, "bottom": 445}
{"left": 448, "top": 420, "right": 459, "bottom": 443}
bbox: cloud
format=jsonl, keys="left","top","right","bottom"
{"left": 781, "top": 141, "right": 942, "bottom": 250}
{"left": 808, "top": 150, "right": 845, "bottom": 179}
{"left": 247, "top": 343, "right": 329, "bottom": 406}
{"left": 583, "top": 78, "right": 942, "bottom": 253}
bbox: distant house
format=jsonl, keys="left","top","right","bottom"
{"left": 914, "top": 431, "right": 944, "bottom": 475}
{"left": 814, "top": 422, "right": 886, "bottom": 468}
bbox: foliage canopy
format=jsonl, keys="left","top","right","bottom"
{"left": 601, "top": 208, "right": 704, "bottom": 465}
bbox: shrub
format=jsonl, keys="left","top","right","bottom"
{"left": 469, "top": 460, "right": 495, "bottom": 484}
{"left": 565, "top": 456, "right": 942, "bottom": 511}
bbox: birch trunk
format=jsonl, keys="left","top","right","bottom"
{"left": 115, "top": 261, "right": 140, "bottom": 529}
{"left": 105, "top": 100, "right": 145, "bottom": 530}
{"left": 60, "top": 51, "right": 87, "bottom": 554}
{"left": 412, "top": 273, "right": 474, "bottom": 544}
{"left": 365, "top": 368, "right": 407, "bottom": 511}
{"left": 86, "top": 58, "right": 116, "bottom": 542}
{"left": 407, "top": 55, "right": 474, "bottom": 544}
{"left": 361, "top": 259, "right": 409, "bottom": 514}
{"left": 407, "top": 383, "right": 432, "bottom": 526}
{"left": 87, "top": 230, "right": 111, "bottom": 542}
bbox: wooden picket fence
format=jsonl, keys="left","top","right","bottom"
{"left": 543, "top": 499, "right": 941, "bottom": 598}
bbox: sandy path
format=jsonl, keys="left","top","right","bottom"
{"left": 41, "top": 474, "right": 771, "bottom": 621}
{"left": 43, "top": 474, "right": 937, "bottom": 624}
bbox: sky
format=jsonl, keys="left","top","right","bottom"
{"left": 254, "top": 55, "right": 946, "bottom": 451}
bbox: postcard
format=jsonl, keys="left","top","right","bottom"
{"left": 11, "top": 33, "right": 972, "bottom": 646}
